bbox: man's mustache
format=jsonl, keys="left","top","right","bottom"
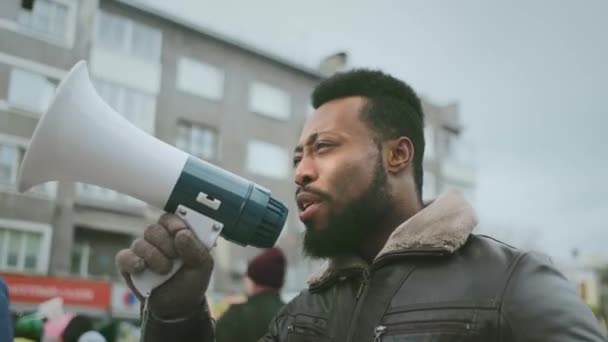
{"left": 295, "top": 186, "right": 332, "bottom": 202}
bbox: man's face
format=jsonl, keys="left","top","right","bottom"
{"left": 293, "top": 96, "right": 392, "bottom": 258}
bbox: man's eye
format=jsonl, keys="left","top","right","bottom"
{"left": 315, "top": 141, "right": 333, "bottom": 151}
{"left": 293, "top": 157, "right": 302, "bottom": 167}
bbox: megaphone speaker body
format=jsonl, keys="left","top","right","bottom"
{"left": 18, "top": 61, "right": 288, "bottom": 296}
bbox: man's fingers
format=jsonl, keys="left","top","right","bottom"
{"left": 175, "top": 229, "right": 213, "bottom": 268}
{"left": 131, "top": 238, "right": 173, "bottom": 275}
{"left": 115, "top": 249, "right": 146, "bottom": 275}
{"left": 144, "top": 223, "right": 178, "bottom": 259}
{"left": 158, "top": 213, "right": 189, "bottom": 235}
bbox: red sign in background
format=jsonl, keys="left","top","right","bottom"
{"left": 2, "top": 273, "right": 111, "bottom": 309}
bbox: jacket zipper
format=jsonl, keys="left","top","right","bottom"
{"left": 346, "top": 249, "right": 447, "bottom": 342}
{"left": 345, "top": 269, "right": 370, "bottom": 341}
{"left": 374, "top": 320, "right": 472, "bottom": 341}
{"left": 355, "top": 269, "right": 369, "bottom": 300}
{"left": 287, "top": 322, "right": 325, "bottom": 336}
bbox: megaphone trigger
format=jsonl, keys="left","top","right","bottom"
{"left": 175, "top": 205, "right": 224, "bottom": 250}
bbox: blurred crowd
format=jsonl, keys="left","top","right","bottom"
{"left": 1, "top": 247, "right": 287, "bottom": 342}
{"left": 6, "top": 306, "right": 140, "bottom": 342}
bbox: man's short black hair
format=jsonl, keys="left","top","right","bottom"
{"left": 311, "top": 69, "right": 425, "bottom": 201}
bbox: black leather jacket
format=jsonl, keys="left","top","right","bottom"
{"left": 143, "top": 235, "right": 605, "bottom": 341}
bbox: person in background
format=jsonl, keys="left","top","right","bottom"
{"left": 215, "top": 248, "right": 286, "bottom": 342}
{"left": 60, "top": 315, "right": 105, "bottom": 342}
{"left": 1, "top": 275, "right": 13, "bottom": 342}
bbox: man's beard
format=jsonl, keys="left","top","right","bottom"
{"left": 302, "top": 156, "right": 391, "bottom": 259}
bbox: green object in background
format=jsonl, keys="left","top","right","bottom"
{"left": 14, "top": 314, "right": 43, "bottom": 340}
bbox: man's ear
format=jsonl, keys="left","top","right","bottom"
{"left": 384, "top": 137, "right": 414, "bottom": 174}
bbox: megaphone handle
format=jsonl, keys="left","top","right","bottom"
{"left": 130, "top": 205, "right": 224, "bottom": 297}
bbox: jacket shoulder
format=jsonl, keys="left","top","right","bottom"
{"left": 499, "top": 247, "right": 605, "bottom": 340}
{"left": 463, "top": 234, "right": 528, "bottom": 266}
{"left": 464, "top": 234, "right": 560, "bottom": 279}
{"left": 445, "top": 234, "right": 531, "bottom": 296}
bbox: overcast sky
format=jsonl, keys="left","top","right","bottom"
{"left": 139, "top": 0, "right": 608, "bottom": 260}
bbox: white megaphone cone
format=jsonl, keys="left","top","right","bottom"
{"left": 18, "top": 61, "right": 288, "bottom": 297}
{"left": 18, "top": 61, "right": 186, "bottom": 207}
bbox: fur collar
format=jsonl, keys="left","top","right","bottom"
{"left": 307, "top": 189, "right": 478, "bottom": 289}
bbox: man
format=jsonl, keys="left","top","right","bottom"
{"left": 215, "top": 248, "right": 286, "bottom": 342}
{"left": 116, "top": 69, "right": 605, "bottom": 341}
{"left": 0, "top": 275, "right": 13, "bottom": 342}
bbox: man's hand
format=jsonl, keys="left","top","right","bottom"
{"left": 116, "top": 213, "right": 214, "bottom": 319}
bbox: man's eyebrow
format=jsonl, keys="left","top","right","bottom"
{"left": 293, "top": 132, "right": 320, "bottom": 154}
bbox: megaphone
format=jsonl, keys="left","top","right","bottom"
{"left": 17, "top": 61, "right": 288, "bottom": 296}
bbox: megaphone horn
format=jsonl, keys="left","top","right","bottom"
{"left": 18, "top": 61, "right": 288, "bottom": 296}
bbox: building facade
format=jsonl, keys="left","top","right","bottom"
{"left": 0, "top": 0, "right": 475, "bottom": 318}
{"left": 0, "top": 0, "right": 322, "bottom": 317}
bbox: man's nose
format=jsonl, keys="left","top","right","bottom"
{"left": 294, "top": 156, "right": 317, "bottom": 187}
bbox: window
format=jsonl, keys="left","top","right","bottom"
{"left": 176, "top": 57, "right": 224, "bottom": 100}
{"left": 6, "top": 230, "right": 21, "bottom": 268}
{"left": 17, "top": 0, "right": 69, "bottom": 42}
{"left": 248, "top": 82, "right": 291, "bottom": 120}
{"left": 24, "top": 233, "right": 41, "bottom": 270}
{"left": 93, "top": 78, "right": 156, "bottom": 134}
{"left": 70, "top": 242, "right": 90, "bottom": 276}
{"left": 246, "top": 140, "right": 289, "bottom": 179}
{"left": 95, "top": 10, "right": 162, "bottom": 63}
{"left": 131, "top": 23, "right": 162, "bottom": 61}
{"left": 70, "top": 227, "right": 133, "bottom": 280}
{"left": 95, "top": 10, "right": 126, "bottom": 50}
{"left": 176, "top": 121, "right": 218, "bottom": 160}
{"left": 0, "top": 227, "right": 45, "bottom": 272}
{"left": 0, "top": 145, "right": 19, "bottom": 187}
{"left": 8, "top": 68, "right": 57, "bottom": 113}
